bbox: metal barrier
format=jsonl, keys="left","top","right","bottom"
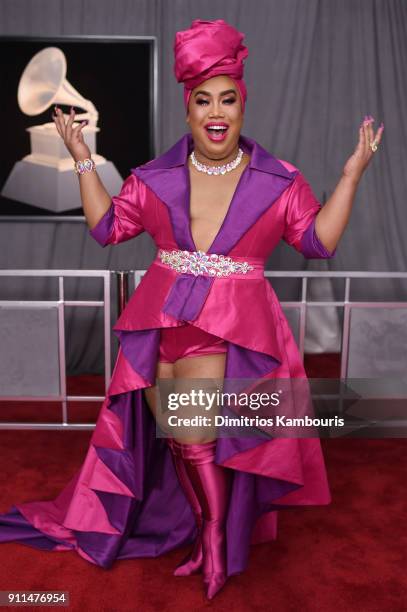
{"left": 0, "top": 270, "right": 111, "bottom": 430}
{"left": 257, "top": 270, "right": 407, "bottom": 378}
{"left": 1, "top": 269, "right": 406, "bottom": 431}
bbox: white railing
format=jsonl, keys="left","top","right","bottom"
{"left": 1, "top": 269, "right": 406, "bottom": 431}
{"left": 0, "top": 270, "right": 111, "bottom": 430}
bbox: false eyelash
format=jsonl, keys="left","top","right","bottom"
{"left": 196, "top": 98, "right": 236, "bottom": 105}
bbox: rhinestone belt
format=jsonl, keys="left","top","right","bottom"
{"left": 158, "top": 249, "right": 255, "bottom": 277}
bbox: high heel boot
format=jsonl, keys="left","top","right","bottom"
{"left": 166, "top": 438, "right": 203, "bottom": 575}
{"left": 172, "top": 439, "right": 233, "bottom": 600}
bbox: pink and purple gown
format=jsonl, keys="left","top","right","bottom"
{"left": 0, "top": 132, "right": 336, "bottom": 576}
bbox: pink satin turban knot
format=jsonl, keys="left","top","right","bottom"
{"left": 173, "top": 18, "right": 249, "bottom": 113}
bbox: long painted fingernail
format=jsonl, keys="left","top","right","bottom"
{"left": 379, "top": 122, "right": 384, "bottom": 129}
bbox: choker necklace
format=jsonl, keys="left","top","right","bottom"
{"left": 190, "top": 148, "right": 244, "bottom": 175}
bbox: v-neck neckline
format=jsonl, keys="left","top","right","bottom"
{"left": 132, "top": 132, "right": 298, "bottom": 257}
{"left": 185, "top": 154, "right": 251, "bottom": 254}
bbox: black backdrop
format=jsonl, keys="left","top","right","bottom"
{"left": 0, "top": 35, "right": 154, "bottom": 216}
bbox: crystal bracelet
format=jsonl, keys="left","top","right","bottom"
{"left": 74, "top": 158, "right": 96, "bottom": 175}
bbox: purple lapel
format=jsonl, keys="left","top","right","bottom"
{"left": 132, "top": 135, "right": 194, "bottom": 251}
{"left": 132, "top": 132, "right": 296, "bottom": 254}
{"left": 131, "top": 133, "right": 297, "bottom": 321}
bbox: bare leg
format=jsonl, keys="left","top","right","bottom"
{"left": 143, "top": 360, "right": 174, "bottom": 420}
{"left": 144, "top": 353, "right": 227, "bottom": 443}
{"left": 172, "top": 352, "right": 226, "bottom": 443}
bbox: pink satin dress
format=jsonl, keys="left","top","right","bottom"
{"left": 0, "top": 132, "right": 337, "bottom": 577}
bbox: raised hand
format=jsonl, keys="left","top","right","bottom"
{"left": 343, "top": 116, "right": 384, "bottom": 183}
{"left": 52, "top": 106, "right": 92, "bottom": 163}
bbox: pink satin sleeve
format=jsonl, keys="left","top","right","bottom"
{"left": 88, "top": 173, "right": 145, "bottom": 247}
{"left": 282, "top": 172, "right": 336, "bottom": 259}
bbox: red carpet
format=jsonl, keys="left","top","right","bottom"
{"left": 0, "top": 355, "right": 406, "bottom": 611}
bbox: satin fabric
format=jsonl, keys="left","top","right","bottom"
{"left": 158, "top": 323, "right": 227, "bottom": 363}
{"left": 172, "top": 439, "right": 232, "bottom": 599}
{"left": 166, "top": 437, "right": 204, "bottom": 576}
{"left": 173, "top": 19, "right": 248, "bottom": 113}
{"left": 0, "top": 132, "right": 336, "bottom": 577}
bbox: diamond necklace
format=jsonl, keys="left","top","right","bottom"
{"left": 190, "top": 147, "right": 244, "bottom": 175}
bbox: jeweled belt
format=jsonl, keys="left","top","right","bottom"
{"left": 157, "top": 248, "right": 264, "bottom": 278}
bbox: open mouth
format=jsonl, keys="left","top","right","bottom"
{"left": 205, "top": 126, "right": 228, "bottom": 135}
{"left": 205, "top": 125, "right": 229, "bottom": 140}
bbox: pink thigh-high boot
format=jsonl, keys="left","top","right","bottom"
{"left": 171, "top": 439, "right": 233, "bottom": 600}
{"left": 166, "top": 438, "right": 203, "bottom": 575}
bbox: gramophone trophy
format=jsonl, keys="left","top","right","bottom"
{"left": 1, "top": 46, "right": 123, "bottom": 212}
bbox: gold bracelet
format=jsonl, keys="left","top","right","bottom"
{"left": 74, "top": 158, "right": 96, "bottom": 175}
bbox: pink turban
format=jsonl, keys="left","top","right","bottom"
{"left": 173, "top": 19, "right": 249, "bottom": 113}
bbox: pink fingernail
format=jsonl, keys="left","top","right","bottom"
{"left": 380, "top": 122, "right": 384, "bottom": 129}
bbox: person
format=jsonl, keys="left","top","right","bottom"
{"left": 0, "top": 19, "right": 383, "bottom": 601}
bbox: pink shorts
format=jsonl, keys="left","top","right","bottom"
{"left": 158, "top": 323, "right": 228, "bottom": 364}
